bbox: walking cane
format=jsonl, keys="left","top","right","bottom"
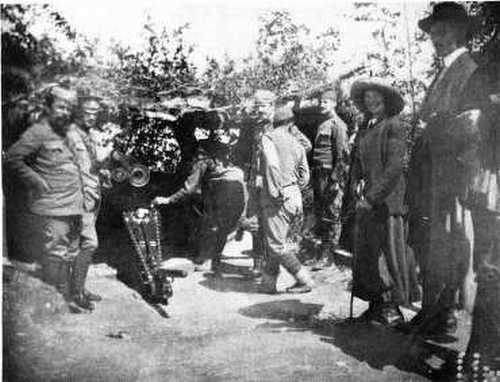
{"left": 345, "top": 178, "right": 364, "bottom": 321}
{"left": 348, "top": 206, "right": 360, "bottom": 321}
{"left": 349, "top": 282, "right": 355, "bottom": 320}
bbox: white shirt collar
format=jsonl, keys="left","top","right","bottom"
{"left": 443, "top": 47, "right": 468, "bottom": 68}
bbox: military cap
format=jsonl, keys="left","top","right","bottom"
{"left": 273, "top": 99, "right": 294, "bottom": 125}
{"left": 50, "top": 86, "right": 77, "bottom": 105}
{"left": 80, "top": 95, "right": 102, "bottom": 112}
{"left": 253, "top": 89, "right": 276, "bottom": 105}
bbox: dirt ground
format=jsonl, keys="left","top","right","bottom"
{"left": 3, "top": 233, "right": 471, "bottom": 382}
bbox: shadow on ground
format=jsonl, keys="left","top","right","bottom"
{"left": 198, "top": 261, "right": 264, "bottom": 294}
{"left": 238, "top": 299, "right": 459, "bottom": 381}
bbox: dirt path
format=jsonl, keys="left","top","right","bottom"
{"left": 4, "top": 234, "right": 469, "bottom": 381}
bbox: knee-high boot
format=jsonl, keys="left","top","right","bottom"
{"left": 41, "top": 256, "right": 71, "bottom": 299}
{"left": 69, "top": 252, "right": 95, "bottom": 312}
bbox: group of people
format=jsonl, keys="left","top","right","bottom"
{"left": 151, "top": 1, "right": 499, "bottom": 369}
{"left": 6, "top": 88, "right": 110, "bottom": 312}
{"left": 5, "top": 0, "right": 499, "bottom": 372}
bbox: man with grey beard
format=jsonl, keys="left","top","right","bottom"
{"left": 6, "top": 86, "right": 96, "bottom": 312}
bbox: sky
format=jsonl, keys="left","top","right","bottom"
{"left": 50, "top": 0, "right": 430, "bottom": 71}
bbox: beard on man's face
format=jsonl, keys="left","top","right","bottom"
{"left": 50, "top": 114, "right": 71, "bottom": 134}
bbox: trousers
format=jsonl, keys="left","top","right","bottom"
{"left": 312, "top": 168, "right": 344, "bottom": 247}
{"left": 423, "top": 195, "right": 474, "bottom": 311}
{"left": 261, "top": 186, "right": 303, "bottom": 277}
{"left": 467, "top": 209, "right": 500, "bottom": 365}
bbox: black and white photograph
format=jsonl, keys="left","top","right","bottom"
{"left": 2, "top": 1, "right": 499, "bottom": 380}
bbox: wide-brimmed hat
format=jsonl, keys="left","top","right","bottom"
{"left": 350, "top": 78, "right": 404, "bottom": 117}
{"left": 418, "top": 2, "right": 471, "bottom": 34}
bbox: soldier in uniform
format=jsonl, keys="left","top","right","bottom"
{"left": 239, "top": 90, "right": 313, "bottom": 277}
{"left": 309, "top": 87, "right": 349, "bottom": 269}
{"left": 236, "top": 90, "right": 278, "bottom": 278}
{"left": 6, "top": 86, "right": 96, "bottom": 312}
{"left": 66, "top": 95, "right": 110, "bottom": 304}
{"left": 152, "top": 118, "right": 247, "bottom": 275}
{"left": 259, "top": 99, "right": 314, "bottom": 294}
{"left": 406, "top": 2, "right": 484, "bottom": 336}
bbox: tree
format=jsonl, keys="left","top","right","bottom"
{"left": 343, "top": 2, "right": 434, "bottom": 117}
{"left": 1, "top": 4, "right": 97, "bottom": 102}
{"left": 105, "top": 19, "right": 198, "bottom": 101}
{"left": 203, "top": 10, "right": 341, "bottom": 105}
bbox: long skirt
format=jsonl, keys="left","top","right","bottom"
{"left": 352, "top": 205, "right": 419, "bottom": 305}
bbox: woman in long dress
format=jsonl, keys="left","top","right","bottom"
{"left": 349, "top": 78, "right": 418, "bottom": 327}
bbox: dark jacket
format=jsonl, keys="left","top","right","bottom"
{"left": 466, "top": 67, "right": 500, "bottom": 214}
{"left": 415, "top": 51, "right": 481, "bottom": 204}
{"left": 168, "top": 146, "right": 246, "bottom": 228}
{"left": 312, "top": 112, "right": 349, "bottom": 181}
{"left": 351, "top": 116, "right": 407, "bottom": 215}
{"left": 6, "top": 119, "right": 86, "bottom": 216}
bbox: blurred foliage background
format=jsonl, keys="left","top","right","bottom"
{"left": 2, "top": 2, "right": 499, "bottom": 147}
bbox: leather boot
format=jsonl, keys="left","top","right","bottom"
{"left": 41, "top": 256, "right": 70, "bottom": 298}
{"left": 311, "top": 245, "right": 333, "bottom": 271}
{"left": 425, "top": 308, "right": 458, "bottom": 336}
{"left": 69, "top": 254, "right": 95, "bottom": 312}
{"left": 250, "top": 257, "right": 263, "bottom": 278}
{"left": 46, "top": 258, "right": 87, "bottom": 314}
{"left": 41, "top": 256, "right": 61, "bottom": 285}
{"left": 211, "top": 256, "right": 222, "bottom": 277}
{"left": 286, "top": 267, "right": 314, "bottom": 294}
{"left": 79, "top": 251, "right": 102, "bottom": 302}
{"left": 371, "top": 303, "right": 405, "bottom": 328}
{"left": 84, "top": 289, "right": 102, "bottom": 302}
{"left": 258, "top": 272, "right": 278, "bottom": 294}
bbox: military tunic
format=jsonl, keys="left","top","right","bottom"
{"left": 6, "top": 119, "right": 88, "bottom": 262}
{"left": 311, "top": 112, "right": 349, "bottom": 248}
{"left": 167, "top": 146, "right": 246, "bottom": 263}
{"left": 260, "top": 123, "right": 310, "bottom": 277}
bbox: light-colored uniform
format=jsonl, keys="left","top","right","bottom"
{"left": 260, "top": 123, "right": 310, "bottom": 277}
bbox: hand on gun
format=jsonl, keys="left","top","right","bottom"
{"left": 238, "top": 215, "right": 259, "bottom": 232}
{"left": 151, "top": 196, "right": 171, "bottom": 208}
